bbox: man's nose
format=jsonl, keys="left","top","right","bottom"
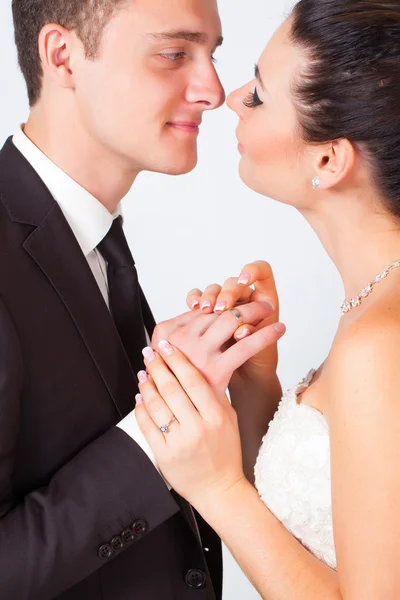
{"left": 186, "top": 66, "right": 226, "bottom": 110}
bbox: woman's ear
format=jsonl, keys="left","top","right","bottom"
{"left": 313, "top": 139, "right": 355, "bottom": 190}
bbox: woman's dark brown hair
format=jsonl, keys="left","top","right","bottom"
{"left": 291, "top": 0, "right": 400, "bottom": 216}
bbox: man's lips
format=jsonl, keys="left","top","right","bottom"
{"left": 167, "top": 121, "right": 201, "bottom": 133}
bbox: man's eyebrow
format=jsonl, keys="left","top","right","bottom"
{"left": 148, "top": 30, "right": 224, "bottom": 48}
{"left": 254, "top": 63, "right": 265, "bottom": 91}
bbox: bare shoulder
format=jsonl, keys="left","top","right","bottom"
{"left": 332, "top": 298, "right": 400, "bottom": 364}
{"left": 323, "top": 297, "right": 400, "bottom": 421}
{"left": 324, "top": 298, "right": 400, "bottom": 591}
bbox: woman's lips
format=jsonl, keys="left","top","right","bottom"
{"left": 237, "top": 142, "right": 245, "bottom": 154}
{"left": 167, "top": 122, "right": 200, "bottom": 134}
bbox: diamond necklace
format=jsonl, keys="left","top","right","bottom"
{"left": 341, "top": 258, "right": 400, "bottom": 316}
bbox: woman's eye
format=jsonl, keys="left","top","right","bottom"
{"left": 159, "top": 52, "right": 186, "bottom": 62}
{"left": 243, "top": 87, "right": 263, "bottom": 108}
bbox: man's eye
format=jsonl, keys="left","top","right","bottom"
{"left": 159, "top": 52, "right": 186, "bottom": 61}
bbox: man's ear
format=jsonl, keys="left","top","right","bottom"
{"left": 314, "top": 139, "right": 355, "bottom": 190}
{"left": 38, "top": 24, "right": 75, "bottom": 92}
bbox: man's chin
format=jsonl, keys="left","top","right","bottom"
{"left": 152, "top": 154, "right": 198, "bottom": 176}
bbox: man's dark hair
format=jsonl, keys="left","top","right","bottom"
{"left": 12, "top": 0, "right": 126, "bottom": 106}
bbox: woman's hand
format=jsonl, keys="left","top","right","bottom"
{"left": 135, "top": 341, "right": 246, "bottom": 507}
{"left": 186, "top": 261, "right": 280, "bottom": 387}
{"left": 151, "top": 301, "right": 285, "bottom": 399}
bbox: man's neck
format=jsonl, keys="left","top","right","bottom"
{"left": 24, "top": 111, "right": 140, "bottom": 213}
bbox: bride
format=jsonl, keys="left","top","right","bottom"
{"left": 136, "top": 1, "right": 400, "bottom": 597}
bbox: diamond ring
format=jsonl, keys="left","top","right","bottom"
{"left": 160, "top": 416, "right": 177, "bottom": 434}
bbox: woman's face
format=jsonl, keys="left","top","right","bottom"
{"left": 227, "top": 19, "right": 313, "bottom": 207}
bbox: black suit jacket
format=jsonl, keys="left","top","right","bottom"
{"left": 0, "top": 138, "right": 222, "bottom": 600}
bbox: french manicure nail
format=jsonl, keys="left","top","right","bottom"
{"left": 137, "top": 370, "right": 148, "bottom": 384}
{"left": 201, "top": 300, "right": 212, "bottom": 310}
{"left": 236, "top": 327, "right": 250, "bottom": 339}
{"left": 191, "top": 299, "right": 200, "bottom": 310}
{"left": 273, "top": 323, "right": 286, "bottom": 335}
{"left": 142, "top": 346, "right": 155, "bottom": 362}
{"left": 135, "top": 394, "right": 144, "bottom": 405}
{"left": 158, "top": 340, "right": 174, "bottom": 356}
{"left": 238, "top": 273, "right": 251, "bottom": 285}
{"left": 214, "top": 300, "right": 227, "bottom": 313}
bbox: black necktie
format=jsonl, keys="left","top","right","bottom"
{"left": 97, "top": 217, "right": 147, "bottom": 377}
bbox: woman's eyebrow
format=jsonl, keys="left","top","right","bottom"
{"left": 255, "top": 63, "right": 266, "bottom": 91}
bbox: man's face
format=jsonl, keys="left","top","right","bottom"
{"left": 71, "top": 0, "right": 225, "bottom": 176}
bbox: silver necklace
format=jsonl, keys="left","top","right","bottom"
{"left": 341, "top": 258, "right": 400, "bottom": 315}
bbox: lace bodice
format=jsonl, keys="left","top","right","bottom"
{"left": 254, "top": 369, "right": 336, "bottom": 569}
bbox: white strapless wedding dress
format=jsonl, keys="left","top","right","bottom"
{"left": 254, "top": 369, "right": 337, "bottom": 569}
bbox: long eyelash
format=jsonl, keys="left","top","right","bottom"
{"left": 243, "top": 88, "right": 263, "bottom": 108}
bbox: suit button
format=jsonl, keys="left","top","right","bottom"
{"left": 110, "top": 536, "right": 124, "bottom": 551}
{"left": 121, "top": 528, "right": 134, "bottom": 544}
{"left": 98, "top": 544, "right": 114, "bottom": 560}
{"left": 185, "top": 569, "right": 207, "bottom": 589}
{"left": 132, "top": 519, "right": 148, "bottom": 538}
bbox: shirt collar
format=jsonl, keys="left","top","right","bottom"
{"left": 12, "top": 126, "right": 120, "bottom": 257}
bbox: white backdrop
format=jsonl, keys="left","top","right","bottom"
{"left": 0, "top": 1, "right": 343, "bottom": 598}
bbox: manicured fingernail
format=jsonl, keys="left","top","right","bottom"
{"left": 191, "top": 299, "right": 200, "bottom": 310}
{"left": 135, "top": 394, "right": 144, "bottom": 405}
{"left": 236, "top": 327, "right": 250, "bottom": 339}
{"left": 238, "top": 273, "right": 251, "bottom": 285}
{"left": 214, "top": 300, "right": 227, "bottom": 313}
{"left": 142, "top": 347, "right": 155, "bottom": 362}
{"left": 273, "top": 323, "right": 286, "bottom": 335}
{"left": 158, "top": 340, "right": 174, "bottom": 356}
{"left": 201, "top": 300, "right": 212, "bottom": 310}
{"left": 137, "top": 370, "right": 148, "bottom": 384}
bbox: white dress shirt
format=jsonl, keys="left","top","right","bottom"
{"left": 12, "top": 127, "right": 163, "bottom": 481}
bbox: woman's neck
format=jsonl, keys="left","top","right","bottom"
{"left": 301, "top": 190, "right": 400, "bottom": 303}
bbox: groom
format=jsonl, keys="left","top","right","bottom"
{"left": 0, "top": 0, "right": 226, "bottom": 598}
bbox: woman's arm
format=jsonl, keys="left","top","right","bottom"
{"left": 136, "top": 316, "right": 400, "bottom": 600}
{"left": 229, "top": 372, "right": 282, "bottom": 483}
{"left": 325, "top": 315, "right": 400, "bottom": 599}
{"left": 196, "top": 478, "right": 340, "bottom": 599}
{"left": 135, "top": 344, "right": 340, "bottom": 600}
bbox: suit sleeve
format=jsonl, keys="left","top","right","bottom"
{"left": 0, "top": 298, "right": 180, "bottom": 600}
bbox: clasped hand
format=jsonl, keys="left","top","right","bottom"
{"left": 136, "top": 261, "right": 285, "bottom": 507}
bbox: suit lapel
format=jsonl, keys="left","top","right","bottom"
{"left": 1, "top": 137, "right": 210, "bottom": 553}
{"left": 24, "top": 204, "right": 137, "bottom": 417}
{"left": 0, "top": 137, "right": 137, "bottom": 418}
